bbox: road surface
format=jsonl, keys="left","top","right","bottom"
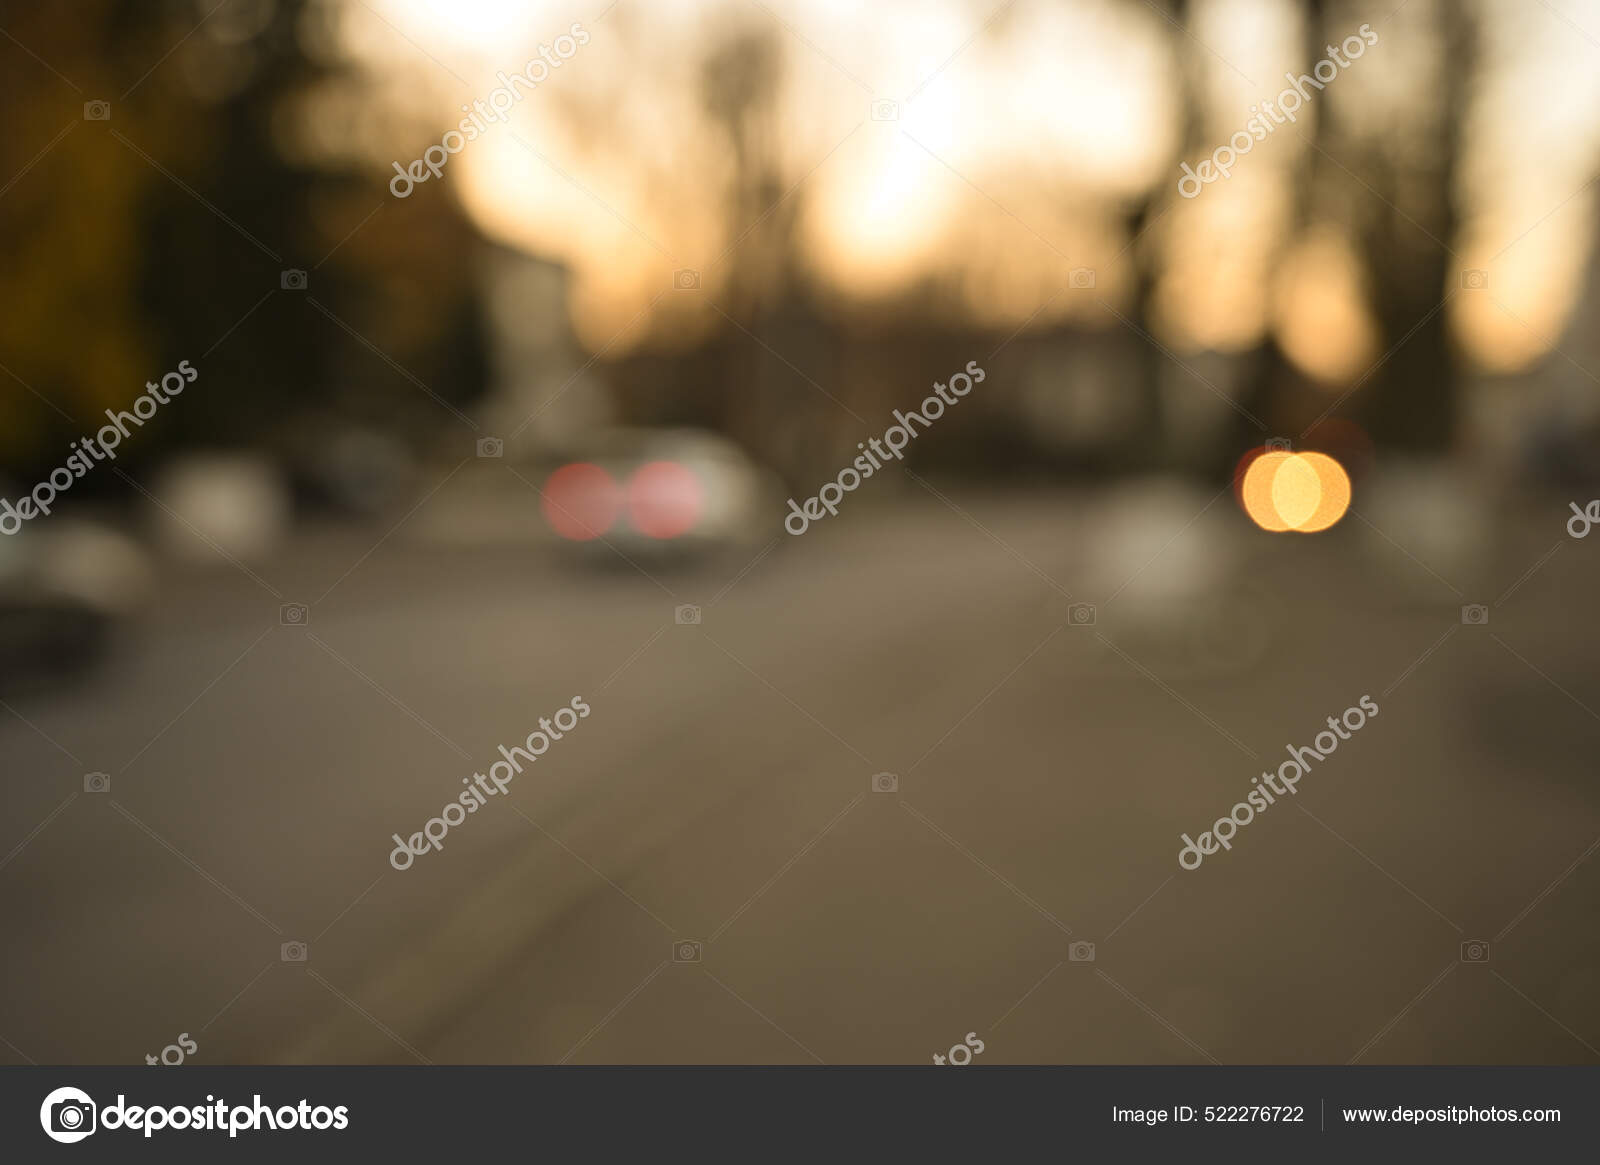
{"left": 2, "top": 482, "right": 1597, "bottom": 1065}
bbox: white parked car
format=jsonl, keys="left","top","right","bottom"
{"left": 534, "top": 428, "right": 779, "bottom": 557}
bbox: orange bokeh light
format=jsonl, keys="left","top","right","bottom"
{"left": 1241, "top": 451, "right": 1296, "bottom": 532}
{"left": 1239, "top": 449, "right": 1351, "bottom": 533}
{"left": 1291, "top": 452, "right": 1351, "bottom": 533}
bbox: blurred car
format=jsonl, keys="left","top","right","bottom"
{"left": 1044, "top": 478, "right": 1278, "bottom": 680}
{"left": 287, "top": 423, "right": 421, "bottom": 518}
{"left": 533, "top": 427, "right": 780, "bottom": 559}
{"left": 0, "top": 514, "right": 151, "bottom": 693}
{"left": 147, "top": 453, "right": 290, "bottom": 564}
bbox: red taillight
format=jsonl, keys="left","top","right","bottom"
{"left": 626, "top": 461, "right": 703, "bottom": 539}
{"left": 542, "top": 463, "right": 620, "bottom": 541}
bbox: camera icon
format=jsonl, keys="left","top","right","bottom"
{"left": 674, "top": 268, "right": 701, "bottom": 290}
{"left": 476, "top": 437, "right": 504, "bottom": 458}
{"left": 871, "top": 771, "right": 898, "bottom": 794}
{"left": 1461, "top": 604, "right": 1489, "bottom": 626}
{"left": 1460, "top": 939, "right": 1490, "bottom": 963}
{"left": 280, "top": 268, "right": 308, "bottom": 291}
{"left": 871, "top": 98, "right": 899, "bottom": 121}
{"left": 281, "top": 941, "right": 308, "bottom": 962}
{"left": 83, "top": 100, "right": 111, "bottom": 121}
{"left": 1265, "top": 437, "right": 1292, "bottom": 453}
{"left": 83, "top": 771, "right": 111, "bottom": 793}
{"left": 1461, "top": 269, "right": 1489, "bottom": 290}
{"left": 43, "top": 1088, "right": 97, "bottom": 1143}
{"left": 51, "top": 1099, "right": 95, "bottom": 1133}
{"left": 673, "top": 940, "right": 702, "bottom": 964}
{"left": 675, "top": 604, "right": 701, "bottom": 625}
{"left": 280, "top": 603, "right": 309, "bottom": 626}
{"left": 1068, "top": 940, "right": 1096, "bottom": 962}
{"left": 1067, "top": 602, "right": 1096, "bottom": 626}
{"left": 1069, "top": 267, "right": 1096, "bottom": 289}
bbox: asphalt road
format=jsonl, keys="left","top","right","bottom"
{"left": 3, "top": 481, "right": 1598, "bottom": 1065}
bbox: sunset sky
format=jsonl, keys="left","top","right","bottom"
{"left": 325, "top": 0, "right": 1600, "bottom": 376}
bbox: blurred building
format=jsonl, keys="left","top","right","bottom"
{"left": 477, "top": 245, "right": 608, "bottom": 455}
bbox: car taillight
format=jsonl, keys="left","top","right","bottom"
{"left": 542, "top": 463, "right": 621, "bottom": 541}
{"left": 626, "top": 461, "right": 703, "bottom": 539}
